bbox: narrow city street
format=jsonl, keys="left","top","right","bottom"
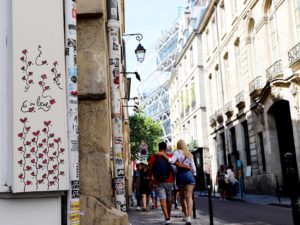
{"left": 195, "top": 196, "right": 293, "bottom": 225}
{"left": 128, "top": 196, "right": 293, "bottom": 225}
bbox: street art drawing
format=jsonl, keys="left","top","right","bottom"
{"left": 17, "top": 118, "right": 66, "bottom": 191}
{"left": 14, "top": 46, "right": 68, "bottom": 193}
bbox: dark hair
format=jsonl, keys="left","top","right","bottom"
{"left": 158, "top": 142, "right": 167, "bottom": 151}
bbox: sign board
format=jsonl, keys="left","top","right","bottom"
{"left": 246, "top": 166, "right": 252, "bottom": 177}
{"left": 139, "top": 140, "right": 148, "bottom": 161}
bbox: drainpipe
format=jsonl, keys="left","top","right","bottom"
{"left": 64, "top": 0, "right": 80, "bottom": 224}
{"left": 107, "top": 0, "right": 127, "bottom": 211}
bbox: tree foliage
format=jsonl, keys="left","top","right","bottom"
{"left": 129, "top": 112, "right": 163, "bottom": 160}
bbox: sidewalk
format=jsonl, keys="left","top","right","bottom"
{"left": 128, "top": 206, "right": 212, "bottom": 225}
{"left": 196, "top": 191, "right": 295, "bottom": 207}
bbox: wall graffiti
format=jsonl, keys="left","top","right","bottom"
{"left": 19, "top": 46, "right": 62, "bottom": 113}
{"left": 14, "top": 45, "right": 68, "bottom": 193}
{"left": 17, "top": 118, "right": 65, "bottom": 191}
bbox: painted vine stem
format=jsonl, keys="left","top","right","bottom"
{"left": 20, "top": 49, "right": 34, "bottom": 92}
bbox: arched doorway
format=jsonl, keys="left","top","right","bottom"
{"left": 268, "top": 100, "right": 300, "bottom": 194}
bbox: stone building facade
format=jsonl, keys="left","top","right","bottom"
{"left": 168, "top": 0, "right": 208, "bottom": 190}
{"left": 77, "top": 0, "right": 129, "bottom": 224}
{"left": 199, "top": 0, "right": 300, "bottom": 194}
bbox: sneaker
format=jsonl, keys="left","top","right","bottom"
{"left": 186, "top": 216, "right": 191, "bottom": 225}
{"left": 163, "top": 218, "right": 171, "bottom": 224}
{"left": 136, "top": 206, "right": 141, "bottom": 210}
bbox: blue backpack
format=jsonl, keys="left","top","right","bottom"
{"left": 152, "top": 155, "right": 172, "bottom": 182}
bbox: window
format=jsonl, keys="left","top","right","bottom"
{"left": 191, "top": 81, "right": 196, "bottom": 108}
{"left": 208, "top": 74, "right": 213, "bottom": 113}
{"left": 234, "top": 38, "right": 242, "bottom": 91}
{"left": 220, "top": 133, "right": 227, "bottom": 166}
{"left": 293, "top": 0, "right": 300, "bottom": 39}
{"left": 215, "top": 67, "right": 222, "bottom": 108}
{"left": 185, "top": 85, "right": 189, "bottom": 111}
{"left": 205, "top": 29, "right": 210, "bottom": 58}
{"left": 242, "top": 121, "right": 251, "bottom": 166}
{"left": 193, "top": 116, "right": 197, "bottom": 140}
{"left": 248, "top": 18, "right": 258, "bottom": 77}
{"left": 230, "top": 127, "right": 237, "bottom": 153}
{"left": 190, "top": 46, "right": 194, "bottom": 67}
{"left": 223, "top": 52, "right": 231, "bottom": 101}
{"left": 212, "top": 18, "right": 217, "bottom": 49}
{"left": 268, "top": 2, "right": 279, "bottom": 61}
{"left": 258, "top": 132, "right": 266, "bottom": 172}
{"left": 219, "top": 2, "right": 226, "bottom": 35}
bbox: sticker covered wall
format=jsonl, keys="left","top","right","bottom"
{"left": 12, "top": 0, "right": 69, "bottom": 192}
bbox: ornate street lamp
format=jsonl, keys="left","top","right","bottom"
{"left": 123, "top": 33, "right": 146, "bottom": 63}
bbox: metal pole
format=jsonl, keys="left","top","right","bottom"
{"left": 208, "top": 185, "right": 214, "bottom": 225}
{"left": 107, "top": 0, "right": 126, "bottom": 211}
{"left": 284, "top": 152, "right": 300, "bottom": 225}
{"left": 192, "top": 190, "right": 196, "bottom": 219}
{"left": 64, "top": 0, "right": 80, "bottom": 224}
{"left": 275, "top": 175, "right": 281, "bottom": 203}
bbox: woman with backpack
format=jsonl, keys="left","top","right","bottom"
{"left": 157, "top": 139, "right": 196, "bottom": 225}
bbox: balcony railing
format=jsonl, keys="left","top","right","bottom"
{"left": 288, "top": 42, "right": 300, "bottom": 66}
{"left": 249, "top": 76, "right": 264, "bottom": 97}
{"left": 209, "top": 114, "right": 216, "bottom": 127}
{"left": 266, "top": 60, "right": 283, "bottom": 81}
{"left": 235, "top": 90, "right": 245, "bottom": 109}
{"left": 224, "top": 101, "right": 234, "bottom": 117}
{"left": 215, "top": 109, "right": 223, "bottom": 123}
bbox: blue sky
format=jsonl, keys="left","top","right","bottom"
{"left": 124, "top": 0, "right": 183, "bottom": 100}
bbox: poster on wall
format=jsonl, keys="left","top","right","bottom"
{"left": 12, "top": 0, "right": 69, "bottom": 193}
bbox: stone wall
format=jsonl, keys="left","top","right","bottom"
{"left": 77, "top": 0, "right": 128, "bottom": 224}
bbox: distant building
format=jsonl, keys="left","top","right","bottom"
{"left": 168, "top": 0, "right": 208, "bottom": 190}
{"left": 199, "top": 0, "right": 300, "bottom": 195}
{"left": 140, "top": 0, "right": 207, "bottom": 145}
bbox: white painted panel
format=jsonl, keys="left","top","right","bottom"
{"left": 0, "top": 0, "right": 13, "bottom": 191}
{"left": 12, "top": 0, "right": 69, "bottom": 192}
{"left": 0, "top": 198, "right": 61, "bottom": 225}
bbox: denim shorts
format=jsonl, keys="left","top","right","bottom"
{"left": 176, "top": 170, "right": 195, "bottom": 187}
{"left": 156, "top": 183, "right": 173, "bottom": 202}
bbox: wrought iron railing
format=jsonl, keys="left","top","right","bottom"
{"left": 266, "top": 60, "right": 283, "bottom": 81}
{"left": 249, "top": 76, "right": 263, "bottom": 95}
{"left": 288, "top": 42, "right": 300, "bottom": 66}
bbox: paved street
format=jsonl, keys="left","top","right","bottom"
{"left": 128, "top": 194, "right": 294, "bottom": 225}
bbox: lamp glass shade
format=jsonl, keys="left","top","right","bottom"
{"left": 135, "top": 44, "right": 146, "bottom": 63}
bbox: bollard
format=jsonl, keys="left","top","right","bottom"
{"left": 284, "top": 152, "right": 300, "bottom": 225}
{"left": 275, "top": 175, "right": 281, "bottom": 203}
{"left": 207, "top": 185, "right": 214, "bottom": 225}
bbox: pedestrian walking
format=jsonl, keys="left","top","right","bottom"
{"left": 216, "top": 164, "right": 226, "bottom": 200}
{"left": 225, "top": 164, "right": 238, "bottom": 199}
{"left": 132, "top": 161, "right": 142, "bottom": 210}
{"left": 149, "top": 142, "right": 174, "bottom": 225}
{"left": 140, "top": 160, "right": 151, "bottom": 211}
{"left": 157, "top": 139, "right": 197, "bottom": 225}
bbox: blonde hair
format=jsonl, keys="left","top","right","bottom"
{"left": 176, "top": 139, "right": 192, "bottom": 158}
